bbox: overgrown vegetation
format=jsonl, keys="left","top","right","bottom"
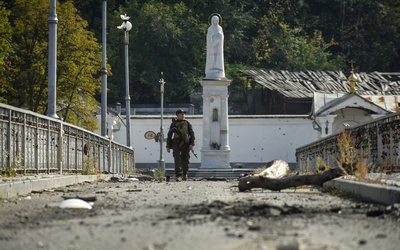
{"left": 331, "top": 130, "right": 382, "bottom": 184}
{"left": 153, "top": 168, "right": 165, "bottom": 181}
{"left": 82, "top": 156, "right": 99, "bottom": 175}
{"left": 123, "top": 155, "right": 136, "bottom": 174}
{"left": 1, "top": 167, "right": 17, "bottom": 177}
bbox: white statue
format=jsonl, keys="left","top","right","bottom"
{"left": 205, "top": 15, "right": 225, "bottom": 79}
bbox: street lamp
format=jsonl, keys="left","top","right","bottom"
{"left": 159, "top": 73, "right": 165, "bottom": 174}
{"left": 47, "top": 0, "right": 59, "bottom": 118}
{"left": 117, "top": 14, "right": 132, "bottom": 147}
{"left": 101, "top": 0, "right": 108, "bottom": 137}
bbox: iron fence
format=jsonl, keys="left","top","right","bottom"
{"left": 0, "top": 103, "right": 134, "bottom": 175}
{"left": 296, "top": 112, "right": 400, "bottom": 173}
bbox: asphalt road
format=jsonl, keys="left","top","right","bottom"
{"left": 0, "top": 178, "right": 399, "bottom": 250}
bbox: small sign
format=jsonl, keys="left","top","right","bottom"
{"left": 144, "top": 131, "right": 156, "bottom": 140}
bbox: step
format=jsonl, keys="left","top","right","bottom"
{"left": 165, "top": 168, "right": 253, "bottom": 179}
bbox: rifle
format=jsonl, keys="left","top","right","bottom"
{"left": 171, "top": 127, "right": 197, "bottom": 158}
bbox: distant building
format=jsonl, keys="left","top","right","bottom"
{"left": 240, "top": 70, "right": 400, "bottom": 138}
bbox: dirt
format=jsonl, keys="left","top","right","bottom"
{"left": 0, "top": 177, "right": 399, "bottom": 250}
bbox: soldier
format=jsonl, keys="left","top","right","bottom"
{"left": 166, "top": 109, "right": 195, "bottom": 181}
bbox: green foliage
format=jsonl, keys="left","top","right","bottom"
{"left": 0, "top": 1, "right": 13, "bottom": 103}
{"left": 2, "top": 0, "right": 102, "bottom": 131}
{"left": 56, "top": 1, "right": 102, "bottom": 130}
{"left": 8, "top": 0, "right": 50, "bottom": 111}
{"left": 107, "top": 1, "right": 206, "bottom": 105}
{"left": 297, "top": 0, "right": 400, "bottom": 72}
{"left": 1, "top": 168, "right": 17, "bottom": 178}
{"left": 254, "top": 16, "right": 346, "bottom": 70}
{"left": 153, "top": 168, "right": 165, "bottom": 181}
{"left": 226, "top": 63, "right": 248, "bottom": 91}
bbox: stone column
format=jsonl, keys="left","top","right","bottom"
{"left": 202, "top": 95, "right": 211, "bottom": 151}
{"left": 220, "top": 94, "right": 230, "bottom": 150}
{"left": 200, "top": 79, "right": 231, "bottom": 169}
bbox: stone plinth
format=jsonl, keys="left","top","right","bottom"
{"left": 200, "top": 78, "right": 231, "bottom": 169}
{"left": 200, "top": 149, "right": 230, "bottom": 168}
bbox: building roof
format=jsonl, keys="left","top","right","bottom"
{"left": 241, "top": 70, "right": 400, "bottom": 98}
{"left": 313, "top": 92, "right": 391, "bottom": 116}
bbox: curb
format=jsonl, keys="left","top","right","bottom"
{"left": 323, "top": 178, "right": 400, "bottom": 205}
{"left": 0, "top": 175, "right": 110, "bottom": 199}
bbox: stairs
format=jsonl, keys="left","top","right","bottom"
{"left": 165, "top": 167, "right": 253, "bottom": 179}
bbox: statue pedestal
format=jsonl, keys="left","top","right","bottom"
{"left": 199, "top": 78, "right": 231, "bottom": 169}
{"left": 200, "top": 149, "right": 230, "bottom": 168}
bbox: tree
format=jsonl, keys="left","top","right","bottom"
{"left": 0, "top": 1, "right": 13, "bottom": 103}
{"left": 297, "top": 0, "right": 400, "bottom": 72}
{"left": 5, "top": 0, "right": 102, "bottom": 130}
{"left": 251, "top": 3, "right": 346, "bottom": 71}
{"left": 56, "top": 1, "right": 103, "bottom": 130}
{"left": 107, "top": 1, "right": 205, "bottom": 105}
{"left": 7, "top": 0, "right": 49, "bottom": 111}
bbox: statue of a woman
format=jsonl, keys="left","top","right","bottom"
{"left": 205, "top": 15, "right": 225, "bottom": 79}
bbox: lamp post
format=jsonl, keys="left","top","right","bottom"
{"left": 101, "top": 0, "right": 107, "bottom": 136}
{"left": 117, "top": 14, "right": 132, "bottom": 147}
{"left": 47, "top": 0, "right": 58, "bottom": 118}
{"left": 159, "top": 73, "right": 165, "bottom": 174}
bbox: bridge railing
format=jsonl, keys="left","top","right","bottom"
{"left": 0, "top": 103, "right": 134, "bottom": 175}
{"left": 296, "top": 112, "right": 400, "bottom": 173}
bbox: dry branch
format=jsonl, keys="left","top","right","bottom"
{"left": 238, "top": 168, "right": 345, "bottom": 192}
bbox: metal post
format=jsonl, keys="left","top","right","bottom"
{"left": 124, "top": 35, "right": 131, "bottom": 147}
{"left": 101, "top": 0, "right": 108, "bottom": 136}
{"left": 159, "top": 73, "right": 165, "bottom": 173}
{"left": 117, "top": 14, "right": 132, "bottom": 147}
{"left": 47, "top": 0, "right": 59, "bottom": 118}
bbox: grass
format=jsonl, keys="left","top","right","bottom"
{"left": 1, "top": 168, "right": 17, "bottom": 178}
{"left": 153, "top": 168, "right": 166, "bottom": 181}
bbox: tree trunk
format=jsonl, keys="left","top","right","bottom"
{"left": 238, "top": 168, "right": 345, "bottom": 192}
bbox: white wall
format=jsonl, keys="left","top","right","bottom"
{"left": 110, "top": 115, "right": 318, "bottom": 168}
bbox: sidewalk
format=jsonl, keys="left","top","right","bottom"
{"left": 0, "top": 175, "right": 108, "bottom": 199}
{"left": 323, "top": 173, "right": 400, "bottom": 205}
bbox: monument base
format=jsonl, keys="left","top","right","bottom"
{"left": 199, "top": 149, "right": 231, "bottom": 169}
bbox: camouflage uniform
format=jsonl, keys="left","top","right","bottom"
{"left": 167, "top": 117, "right": 195, "bottom": 179}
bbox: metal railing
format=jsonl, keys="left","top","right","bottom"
{"left": 0, "top": 103, "right": 134, "bottom": 175}
{"left": 296, "top": 112, "right": 400, "bottom": 173}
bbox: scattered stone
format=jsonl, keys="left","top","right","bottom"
{"left": 126, "top": 189, "right": 142, "bottom": 192}
{"left": 358, "top": 239, "right": 367, "bottom": 245}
